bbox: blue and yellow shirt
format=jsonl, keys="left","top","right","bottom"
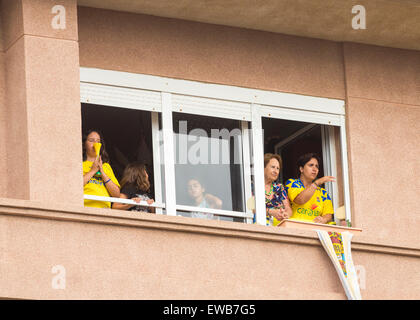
{"left": 284, "top": 178, "right": 334, "bottom": 222}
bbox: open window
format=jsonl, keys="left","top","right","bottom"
{"left": 263, "top": 118, "right": 344, "bottom": 224}
{"left": 251, "top": 100, "right": 351, "bottom": 227}
{"left": 80, "top": 68, "right": 351, "bottom": 227}
{"left": 80, "top": 81, "right": 166, "bottom": 213}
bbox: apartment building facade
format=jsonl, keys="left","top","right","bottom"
{"left": 0, "top": 0, "right": 419, "bottom": 299}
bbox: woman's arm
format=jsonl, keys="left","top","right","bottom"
{"left": 146, "top": 198, "right": 155, "bottom": 213}
{"left": 281, "top": 198, "right": 292, "bottom": 219}
{"left": 313, "top": 214, "right": 333, "bottom": 224}
{"left": 112, "top": 193, "right": 134, "bottom": 210}
{"left": 112, "top": 194, "right": 155, "bottom": 213}
{"left": 83, "top": 170, "right": 96, "bottom": 186}
{"left": 267, "top": 198, "right": 292, "bottom": 221}
{"left": 205, "top": 193, "right": 223, "bottom": 209}
{"left": 101, "top": 172, "right": 120, "bottom": 198}
{"left": 98, "top": 159, "right": 120, "bottom": 198}
{"left": 293, "top": 176, "right": 335, "bottom": 205}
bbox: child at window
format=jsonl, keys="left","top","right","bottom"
{"left": 186, "top": 178, "right": 222, "bottom": 220}
{"left": 112, "top": 162, "right": 155, "bottom": 213}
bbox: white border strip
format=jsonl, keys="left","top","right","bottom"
{"left": 176, "top": 205, "right": 253, "bottom": 219}
{"left": 151, "top": 112, "right": 163, "bottom": 214}
{"left": 259, "top": 105, "right": 342, "bottom": 126}
{"left": 339, "top": 116, "right": 352, "bottom": 223}
{"left": 84, "top": 194, "right": 165, "bottom": 208}
{"left": 241, "top": 121, "right": 253, "bottom": 223}
{"left": 251, "top": 104, "right": 266, "bottom": 225}
{"left": 80, "top": 67, "right": 345, "bottom": 115}
{"left": 161, "top": 92, "right": 177, "bottom": 216}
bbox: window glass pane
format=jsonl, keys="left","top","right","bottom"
{"left": 173, "top": 113, "right": 246, "bottom": 220}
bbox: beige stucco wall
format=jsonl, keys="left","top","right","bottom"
{"left": 1, "top": 0, "right": 83, "bottom": 203}
{"left": 78, "top": 6, "right": 346, "bottom": 100}
{"left": 0, "top": 52, "right": 6, "bottom": 199}
{"left": 0, "top": 15, "right": 6, "bottom": 198}
{"left": 1, "top": 199, "right": 419, "bottom": 300}
{"left": 343, "top": 43, "right": 420, "bottom": 241}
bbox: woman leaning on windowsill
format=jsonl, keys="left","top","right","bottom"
{"left": 284, "top": 153, "right": 334, "bottom": 224}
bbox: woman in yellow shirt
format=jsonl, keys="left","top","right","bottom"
{"left": 285, "top": 153, "right": 335, "bottom": 224}
{"left": 82, "top": 130, "right": 120, "bottom": 208}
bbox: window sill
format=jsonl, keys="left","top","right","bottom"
{"left": 0, "top": 197, "right": 418, "bottom": 258}
{"left": 277, "top": 219, "right": 362, "bottom": 236}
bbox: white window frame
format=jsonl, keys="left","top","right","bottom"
{"left": 170, "top": 95, "right": 253, "bottom": 220}
{"left": 80, "top": 67, "right": 351, "bottom": 225}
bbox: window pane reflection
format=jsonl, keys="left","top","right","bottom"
{"left": 173, "top": 113, "right": 246, "bottom": 220}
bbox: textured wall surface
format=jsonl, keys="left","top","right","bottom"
{"left": 343, "top": 43, "right": 420, "bottom": 241}
{"left": 1, "top": 0, "right": 83, "bottom": 203}
{"left": 77, "top": 0, "right": 420, "bottom": 51}
{"left": 1, "top": 200, "right": 418, "bottom": 300}
{"left": 78, "top": 7, "right": 346, "bottom": 100}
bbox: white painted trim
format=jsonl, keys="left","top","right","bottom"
{"left": 80, "top": 82, "right": 162, "bottom": 112}
{"left": 161, "top": 92, "right": 177, "bottom": 216}
{"left": 80, "top": 67, "right": 345, "bottom": 116}
{"left": 151, "top": 112, "right": 163, "bottom": 214}
{"left": 176, "top": 205, "right": 253, "bottom": 219}
{"left": 321, "top": 125, "right": 332, "bottom": 193}
{"left": 241, "top": 121, "right": 253, "bottom": 224}
{"left": 258, "top": 105, "right": 341, "bottom": 126}
{"left": 84, "top": 194, "right": 165, "bottom": 208}
{"left": 251, "top": 104, "right": 266, "bottom": 225}
{"left": 339, "top": 116, "right": 352, "bottom": 223}
{"left": 321, "top": 126, "right": 339, "bottom": 219}
{"left": 327, "top": 125, "right": 339, "bottom": 218}
{"left": 172, "top": 94, "right": 251, "bottom": 121}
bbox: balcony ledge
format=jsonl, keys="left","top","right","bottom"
{"left": 0, "top": 197, "right": 419, "bottom": 258}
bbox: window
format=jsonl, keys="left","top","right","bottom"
{"left": 80, "top": 67, "right": 351, "bottom": 226}
{"left": 172, "top": 112, "right": 248, "bottom": 222}
{"left": 80, "top": 80, "right": 165, "bottom": 213}
{"left": 265, "top": 118, "right": 343, "bottom": 223}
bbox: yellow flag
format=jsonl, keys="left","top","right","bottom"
{"left": 93, "top": 143, "right": 101, "bottom": 157}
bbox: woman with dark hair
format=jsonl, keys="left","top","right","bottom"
{"left": 112, "top": 162, "right": 155, "bottom": 213}
{"left": 264, "top": 153, "right": 292, "bottom": 226}
{"left": 284, "top": 153, "right": 335, "bottom": 224}
{"left": 83, "top": 129, "right": 120, "bottom": 208}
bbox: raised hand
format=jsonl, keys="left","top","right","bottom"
{"left": 315, "top": 176, "right": 335, "bottom": 186}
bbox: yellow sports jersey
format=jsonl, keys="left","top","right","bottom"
{"left": 83, "top": 161, "right": 120, "bottom": 208}
{"left": 285, "top": 178, "right": 334, "bottom": 222}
